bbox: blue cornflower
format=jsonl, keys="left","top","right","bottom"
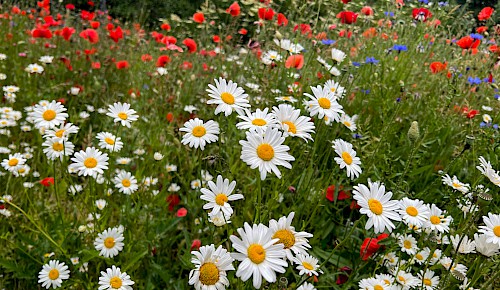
{"left": 495, "top": 94, "right": 500, "bottom": 100}
{"left": 362, "top": 89, "right": 370, "bottom": 94}
{"left": 322, "top": 39, "right": 336, "bottom": 45}
{"left": 438, "top": 2, "right": 449, "bottom": 7}
{"left": 384, "top": 11, "right": 394, "bottom": 17}
{"left": 467, "top": 77, "right": 482, "bottom": 85}
{"left": 494, "top": 124, "right": 499, "bottom": 130}
{"left": 365, "top": 57, "right": 379, "bottom": 64}
{"left": 396, "top": 97, "right": 401, "bottom": 102}
{"left": 470, "top": 33, "right": 483, "bottom": 40}
{"left": 143, "top": 84, "right": 150, "bottom": 90}
{"left": 353, "top": 133, "right": 362, "bottom": 139}
{"left": 352, "top": 62, "right": 361, "bottom": 67}
{"left": 419, "top": 0, "right": 429, "bottom": 4}
{"left": 393, "top": 44, "right": 408, "bottom": 52}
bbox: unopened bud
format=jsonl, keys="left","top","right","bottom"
{"left": 407, "top": 121, "right": 420, "bottom": 142}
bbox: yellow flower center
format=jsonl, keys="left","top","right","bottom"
{"left": 252, "top": 118, "right": 267, "bottom": 126}
{"left": 55, "top": 129, "right": 65, "bottom": 138}
{"left": 398, "top": 275, "right": 406, "bottom": 282}
{"left": 199, "top": 262, "right": 219, "bottom": 285}
{"left": 282, "top": 121, "right": 297, "bottom": 134}
{"left": 374, "top": 286, "right": 384, "bottom": 290}
{"left": 110, "top": 276, "right": 123, "bottom": 289}
{"left": 272, "top": 229, "right": 296, "bottom": 249}
{"left": 52, "top": 142, "right": 64, "bottom": 152}
{"left": 247, "top": 244, "right": 266, "bottom": 264}
{"left": 215, "top": 193, "right": 228, "bottom": 206}
{"left": 493, "top": 226, "right": 500, "bottom": 237}
{"left": 18, "top": 168, "right": 26, "bottom": 173}
{"left": 43, "top": 109, "right": 56, "bottom": 121}
{"left": 330, "top": 87, "right": 336, "bottom": 93}
{"left": 343, "top": 121, "right": 351, "bottom": 127}
{"left": 104, "top": 237, "right": 115, "bottom": 249}
{"left": 302, "top": 261, "right": 314, "bottom": 270}
{"left": 403, "top": 240, "right": 412, "bottom": 249}
{"left": 256, "top": 143, "right": 274, "bottom": 161}
{"left": 118, "top": 112, "right": 128, "bottom": 120}
{"left": 220, "top": 92, "right": 235, "bottom": 105}
{"left": 406, "top": 206, "right": 418, "bottom": 217}
{"left": 432, "top": 252, "right": 438, "bottom": 258}
{"left": 383, "top": 279, "right": 391, "bottom": 285}
{"left": 430, "top": 215, "right": 441, "bottom": 225}
{"left": 84, "top": 157, "right": 97, "bottom": 168}
{"left": 122, "top": 179, "right": 131, "bottom": 187}
{"left": 423, "top": 278, "right": 432, "bottom": 286}
{"left": 368, "top": 199, "right": 383, "bottom": 215}
{"left": 452, "top": 182, "right": 461, "bottom": 188}
{"left": 48, "top": 269, "right": 59, "bottom": 280}
{"left": 318, "top": 97, "right": 331, "bottom": 109}
{"left": 192, "top": 126, "right": 206, "bottom": 137}
{"left": 8, "top": 158, "right": 18, "bottom": 166}
{"left": 341, "top": 151, "right": 353, "bottom": 165}
{"left": 105, "top": 137, "right": 115, "bottom": 145}
{"left": 416, "top": 253, "right": 423, "bottom": 260}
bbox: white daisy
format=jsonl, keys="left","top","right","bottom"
{"left": 478, "top": 213, "right": 500, "bottom": 246}
{"left": 96, "top": 199, "right": 107, "bottom": 210}
{"left": 332, "top": 139, "right": 362, "bottom": 180}
{"left": 42, "top": 137, "right": 74, "bottom": 161}
{"left": 43, "top": 123, "right": 79, "bottom": 140}
{"left": 38, "top": 260, "right": 70, "bottom": 289}
{"left": 113, "top": 171, "right": 138, "bottom": 195}
{"left": 13, "top": 164, "right": 30, "bottom": 177}
{"left": 425, "top": 204, "right": 452, "bottom": 233}
{"left": 206, "top": 77, "right": 250, "bottom": 116}
{"left": 230, "top": 222, "right": 287, "bottom": 289}
{"left": 94, "top": 227, "right": 125, "bottom": 258}
{"left": 397, "top": 198, "right": 430, "bottom": 227}
{"left": 474, "top": 233, "right": 500, "bottom": 257}
{"left": 358, "top": 277, "right": 390, "bottom": 290}
{"left": 39, "top": 55, "right": 54, "bottom": 64}
{"left": 236, "top": 108, "right": 279, "bottom": 132}
{"left": 180, "top": 118, "right": 219, "bottom": 150}
{"left": 262, "top": 50, "right": 282, "bottom": 65}
{"left": 340, "top": 114, "right": 358, "bottom": 131}
{"left": 1, "top": 153, "right": 26, "bottom": 173}
{"left": 269, "top": 212, "right": 313, "bottom": 261}
{"left": 440, "top": 256, "right": 468, "bottom": 276}
{"left": 275, "top": 96, "right": 298, "bottom": 103}
{"left": 297, "top": 282, "right": 316, "bottom": 290}
{"left": 200, "top": 175, "right": 243, "bottom": 217}
{"left": 97, "top": 132, "right": 124, "bottom": 152}
{"left": 398, "top": 234, "right": 418, "bottom": 255}
{"left": 476, "top": 156, "right": 500, "bottom": 187}
{"left": 274, "top": 39, "right": 304, "bottom": 54}
{"left": 239, "top": 127, "right": 295, "bottom": 180}
{"left": 353, "top": 181, "right": 402, "bottom": 233}
{"left": 272, "top": 104, "right": 315, "bottom": 142}
{"left": 418, "top": 269, "right": 440, "bottom": 290}
{"left": 331, "top": 48, "right": 347, "bottom": 63}
{"left": 106, "top": 102, "right": 139, "bottom": 128}
{"left": 189, "top": 244, "right": 235, "bottom": 290}
{"left": 190, "top": 179, "right": 202, "bottom": 189}
{"left": 442, "top": 174, "right": 470, "bottom": 194}
{"left": 69, "top": 147, "right": 109, "bottom": 178}
{"left": 208, "top": 211, "right": 232, "bottom": 227}
{"left": 450, "top": 234, "right": 476, "bottom": 254}
{"left": 292, "top": 253, "right": 322, "bottom": 276}
{"left": 31, "top": 101, "right": 68, "bottom": 129}
{"left": 323, "top": 79, "right": 346, "bottom": 99}
{"left": 116, "top": 157, "right": 131, "bottom": 165}
{"left": 414, "top": 247, "right": 430, "bottom": 264}
{"left": 98, "top": 265, "right": 134, "bottom": 290}
{"left": 395, "top": 270, "right": 419, "bottom": 288}
{"left": 304, "top": 85, "right": 344, "bottom": 121}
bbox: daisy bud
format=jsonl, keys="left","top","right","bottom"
{"left": 153, "top": 152, "right": 164, "bottom": 161}
{"left": 407, "top": 121, "right": 420, "bottom": 142}
{"left": 78, "top": 225, "right": 87, "bottom": 233}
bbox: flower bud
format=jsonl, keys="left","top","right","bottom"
{"left": 407, "top": 121, "right": 420, "bottom": 142}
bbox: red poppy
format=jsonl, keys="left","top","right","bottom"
{"left": 115, "top": 60, "right": 130, "bottom": 69}
{"left": 166, "top": 112, "right": 174, "bottom": 123}
{"left": 429, "top": 61, "right": 447, "bottom": 73}
{"left": 160, "top": 23, "right": 171, "bottom": 31}
{"left": 294, "top": 24, "right": 312, "bottom": 35}
{"left": 476, "top": 26, "right": 488, "bottom": 34}
{"left": 478, "top": 7, "right": 494, "bottom": 21}
{"left": 92, "top": 62, "right": 101, "bottom": 69}
{"left": 361, "top": 6, "right": 374, "bottom": 16}
{"left": 65, "top": 4, "right": 75, "bottom": 10}
{"left": 325, "top": 185, "right": 350, "bottom": 202}
{"left": 212, "top": 35, "right": 220, "bottom": 43}
{"left": 176, "top": 207, "right": 187, "bottom": 217}
{"left": 285, "top": 54, "right": 304, "bottom": 69}
{"left": 12, "top": 6, "right": 21, "bottom": 14}
{"left": 80, "top": 10, "right": 95, "bottom": 21}
{"left": 32, "top": 28, "right": 52, "bottom": 39}
{"left": 156, "top": 55, "right": 171, "bottom": 67}
{"left": 226, "top": 2, "right": 241, "bottom": 17}
{"left": 79, "top": 29, "right": 99, "bottom": 43}
{"left": 193, "top": 12, "right": 205, "bottom": 23}
{"left": 61, "top": 27, "right": 75, "bottom": 41}
{"left": 90, "top": 21, "right": 100, "bottom": 29}
{"left": 360, "top": 233, "right": 388, "bottom": 260}
{"left": 40, "top": 177, "right": 54, "bottom": 187}
{"left": 456, "top": 35, "right": 480, "bottom": 50}
{"left": 342, "top": 0, "right": 351, "bottom": 3}
{"left": 182, "top": 38, "right": 197, "bottom": 53}
{"left": 141, "top": 54, "right": 153, "bottom": 62}
{"left": 166, "top": 194, "right": 180, "bottom": 211}
{"left": 337, "top": 11, "right": 358, "bottom": 24}
{"left": 466, "top": 109, "right": 479, "bottom": 119}
{"left": 238, "top": 28, "right": 248, "bottom": 35}
{"left": 190, "top": 239, "right": 201, "bottom": 250}
{"left": 258, "top": 8, "right": 275, "bottom": 20}
{"left": 412, "top": 8, "right": 432, "bottom": 22}
{"left": 109, "top": 26, "right": 123, "bottom": 43}
{"left": 277, "top": 13, "right": 288, "bottom": 26}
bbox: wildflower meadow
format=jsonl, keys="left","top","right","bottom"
{"left": 2, "top": 0, "right": 500, "bottom": 289}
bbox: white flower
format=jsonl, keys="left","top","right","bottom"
{"left": 418, "top": 269, "right": 440, "bottom": 290}
{"left": 262, "top": 50, "right": 282, "bottom": 65}
{"left": 206, "top": 77, "right": 250, "bottom": 116}
{"left": 168, "top": 183, "right": 180, "bottom": 192}
{"left": 398, "top": 234, "right": 418, "bottom": 255}
{"left": 292, "top": 253, "right": 322, "bottom": 276}
{"left": 180, "top": 118, "right": 219, "bottom": 150}
{"left": 442, "top": 174, "right": 470, "bottom": 194}
{"left": 272, "top": 104, "right": 315, "bottom": 142}
{"left": 189, "top": 244, "right": 235, "bottom": 290}
{"left": 97, "top": 132, "right": 124, "bottom": 152}
{"left": 113, "top": 171, "right": 138, "bottom": 195}
{"left": 397, "top": 198, "right": 430, "bottom": 228}
{"left": 323, "top": 80, "right": 346, "bottom": 99}
{"left": 94, "top": 227, "right": 125, "bottom": 258}
{"left": 239, "top": 127, "right": 295, "bottom": 180}
{"left": 230, "top": 222, "right": 287, "bottom": 289}
{"left": 39, "top": 56, "right": 54, "bottom": 64}
{"left": 166, "top": 164, "right": 177, "bottom": 172}
{"left": 1, "top": 153, "right": 26, "bottom": 173}
{"left": 474, "top": 233, "right": 500, "bottom": 257}
{"left": 425, "top": 204, "right": 452, "bottom": 233}
{"left": 106, "top": 102, "right": 139, "bottom": 128}
{"left": 236, "top": 108, "right": 279, "bottom": 133}
{"left": 478, "top": 213, "right": 500, "bottom": 246}
{"left": 98, "top": 265, "right": 134, "bottom": 290}
{"left": 353, "top": 181, "right": 401, "bottom": 233}
{"left": 297, "top": 282, "right": 316, "bottom": 290}
{"left": 69, "top": 147, "right": 109, "bottom": 178}
{"left": 358, "top": 277, "right": 390, "bottom": 290}
{"left": 450, "top": 234, "right": 476, "bottom": 254}
{"left": 208, "top": 211, "right": 231, "bottom": 226}
{"left": 25, "top": 63, "right": 44, "bottom": 74}
{"left": 331, "top": 48, "right": 346, "bottom": 63}
{"left": 200, "top": 175, "right": 243, "bottom": 217}
{"left": 96, "top": 199, "right": 107, "bottom": 210}
{"left": 269, "top": 212, "right": 313, "bottom": 261}
{"left": 332, "top": 139, "right": 362, "bottom": 179}
{"left": 31, "top": 101, "right": 68, "bottom": 129}
{"left": 476, "top": 156, "right": 500, "bottom": 187}
{"left": 42, "top": 137, "right": 74, "bottom": 161}
{"left": 304, "top": 85, "right": 344, "bottom": 121}
{"left": 274, "top": 39, "right": 304, "bottom": 54}
{"left": 43, "top": 123, "right": 79, "bottom": 140}
{"left": 38, "top": 260, "right": 70, "bottom": 289}
{"left": 153, "top": 152, "right": 164, "bottom": 160}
